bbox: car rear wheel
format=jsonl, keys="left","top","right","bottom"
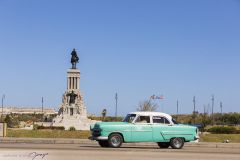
{"left": 170, "top": 137, "right": 184, "bottom": 149}
{"left": 98, "top": 140, "right": 109, "bottom": 147}
{"left": 108, "top": 133, "right": 123, "bottom": 148}
{"left": 157, "top": 142, "right": 170, "bottom": 148}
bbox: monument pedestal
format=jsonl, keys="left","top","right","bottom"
{"left": 52, "top": 59, "right": 97, "bottom": 130}
{"left": 53, "top": 114, "right": 96, "bottom": 130}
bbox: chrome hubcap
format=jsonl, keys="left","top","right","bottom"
{"left": 173, "top": 138, "right": 182, "bottom": 148}
{"left": 111, "top": 136, "right": 121, "bottom": 146}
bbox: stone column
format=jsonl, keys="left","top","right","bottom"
{"left": 69, "top": 77, "right": 71, "bottom": 90}
{"left": 72, "top": 77, "right": 74, "bottom": 89}
{"left": 77, "top": 77, "right": 80, "bottom": 90}
{"left": 67, "top": 69, "right": 80, "bottom": 91}
{"left": 67, "top": 77, "right": 69, "bottom": 90}
{"left": 74, "top": 78, "right": 76, "bottom": 89}
{"left": 75, "top": 77, "right": 78, "bottom": 89}
{"left": 71, "top": 77, "right": 73, "bottom": 90}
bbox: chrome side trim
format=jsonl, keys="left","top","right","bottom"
{"left": 162, "top": 134, "right": 193, "bottom": 135}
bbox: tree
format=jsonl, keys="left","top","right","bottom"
{"left": 101, "top": 109, "right": 107, "bottom": 121}
{"left": 137, "top": 100, "right": 158, "bottom": 111}
{"left": 4, "top": 114, "right": 19, "bottom": 128}
{"left": 4, "top": 115, "right": 12, "bottom": 127}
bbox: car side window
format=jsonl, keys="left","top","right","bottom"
{"left": 153, "top": 116, "right": 170, "bottom": 124}
{"left": 135, "top": 116, "right": 150, "bottom": 123}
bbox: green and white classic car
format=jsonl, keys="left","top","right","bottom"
{"left": 89, "top": 112, "right": 199, "bottom": 149}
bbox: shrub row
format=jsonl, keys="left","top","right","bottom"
{"left": 34, "top": 125, "right": 65, "bottom": 130}
{"left": 207, "top": 126, "right": 239, "bottom": 134}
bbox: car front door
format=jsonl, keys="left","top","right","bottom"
{"left": 131, "top": 115, "right": 153, "bottom": 142}
{"left": 152, "top": 116, "right": 171, "bottom": 142}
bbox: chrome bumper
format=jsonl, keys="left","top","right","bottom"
{"left": 194, "top": 135, "right": 200, "bottom": 140}
{"left": 88, "top": 136, "right": 108, "bottom": 141}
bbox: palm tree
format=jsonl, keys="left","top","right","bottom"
{"left": 137, "top": 100, "right": 158, "bottom": 111}
{"left": 101, "top": 109, "right": 107, "bottom": 120}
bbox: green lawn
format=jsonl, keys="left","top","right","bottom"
{"left": 200, "top": 134, "right": 240, "bottom": 143}
{"left": 7, "top": 129, "right": 90, "bottom": 139}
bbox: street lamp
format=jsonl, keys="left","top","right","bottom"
{"left": 42, "top": 97, "right": 44, "bottom": 125}
{"left": 176, "top": 100, "right": 179, "bottom": 121}
{"left": 211, "top": 95, "right": 214, "bottom": 126}
{"left": 115, "top": 93, "right": 118, "bottom": 118}
{"left": 193, "top": 96, "right": 196, "bottom": 124}
{"left": 1, "top": 94, "right": 5, "bottom": 122}
{"left": 220, "top": 102, "right": 223, "bottom": 126}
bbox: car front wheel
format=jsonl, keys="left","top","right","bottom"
{"left": 98, "top": 140, "right": 109, "bottom": 147}
{"left": 157, "top": 142, "right": 170, "bottom": 148}
{"left": 170, "top": 137, "right": 184, "bottom": 149}
{"left": 108, "top": 133, "right": 123, "bottom": 148}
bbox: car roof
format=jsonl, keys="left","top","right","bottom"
{"left": 129, "top": 111, "right": 172, "bottom": 120}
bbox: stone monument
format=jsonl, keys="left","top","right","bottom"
{"left": 52, "top": 49, "right": 97, "bottom": 130}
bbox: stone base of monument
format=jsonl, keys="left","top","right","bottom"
{"left": 52, "top": 115, "right": 97, "bottom": 130}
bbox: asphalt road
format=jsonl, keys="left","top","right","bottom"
{"left": 0, "top": 142, "right": 239, "bottom": 160}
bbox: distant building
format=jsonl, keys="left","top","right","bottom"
{"left": 1, "top": 107, "right": 57, "bottom": 115}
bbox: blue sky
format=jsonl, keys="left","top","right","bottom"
{"left": 0, "top": 0, "right": 239, "bottom": 116}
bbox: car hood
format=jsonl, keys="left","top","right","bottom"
{"left": 176, "top": 124, "right": 198, "bottom": 129}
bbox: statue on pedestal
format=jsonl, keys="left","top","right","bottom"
{"left": 67, "top": 91, "right": 77, "bottom": 105}
{"left": 71, "top": 49, "right": 79, "bottom": 69}
{"left": 52, "top": 48, "right": 97, "bottom": 130}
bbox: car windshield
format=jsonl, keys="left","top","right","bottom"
{"left": 123, "top": 114, "right": 136, "bottom": 123}
{"left": 172, "top": 118, "right": 178, "bottom": 124}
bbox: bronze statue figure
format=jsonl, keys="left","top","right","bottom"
{"left": 67, "top": 90, "right": 77, "bottom": 104}
{"left": 71, "top": 48, "right": 79, "bottom": 69}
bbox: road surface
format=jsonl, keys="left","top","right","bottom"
{"left": 0, "top": 142, "right": 239, "bottom": 160}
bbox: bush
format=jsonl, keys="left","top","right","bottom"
{"left": 33, "top": 124, "right": 39, "bottom": 130}
{"left": 35, "top": 125, "right": 65, "bottom": 130}
{"left": 207, "top": 126, "right": 238, "bottom": 134}
{"left": 88, "top": 116, "right": 123, "bottom": 122}
{"left": 4, "top": 115, "right": 20, "bottom": 128}
{"left": 69, "top": 126, "right": 76, "bottom": 131}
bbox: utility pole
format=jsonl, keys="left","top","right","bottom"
{"left": 1, "top": 94, "right": 5, "bottom": 122}
{"left": 115, "top": 93, "right": 118, "bottom": 118}
{"left": 193, "top": 96, "right": 196, "bottom": 124}
{"left": 220, "top": 102, "right": 223, "bottom": 125}
{"left": 203, "top": 105, "right": 206, "bottom": 126}
{"left": 220, "top": 102, "right": 223, "bottom": 115}
{"left": 211, "top": 95, "right": 214, "bottom": 126}
{"left": 41, "top": 97, "right": 44, "bottom": 124}
{"left": 176, "top": 100, "right": 179, "bottom": 121}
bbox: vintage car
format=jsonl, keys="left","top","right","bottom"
{"left": 89, "top": 112, "right": 199, "bottom": 149}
